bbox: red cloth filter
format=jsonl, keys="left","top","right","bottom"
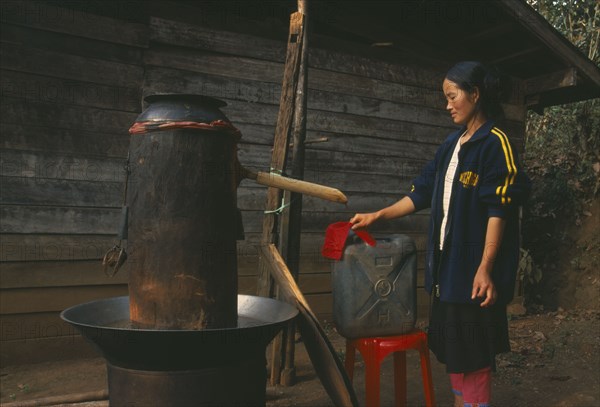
{"left": 321, "top": 222, "right": 376, "bottom": 260}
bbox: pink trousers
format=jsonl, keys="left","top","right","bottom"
{"left": 449, "top": 366, "right": 491, "bottom": 407}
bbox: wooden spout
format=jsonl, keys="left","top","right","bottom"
{"left": 240, "top": 167, "right": 348, "bottom": 204}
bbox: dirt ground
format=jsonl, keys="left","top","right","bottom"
{"left": 1, "top": 308, "right": 598, "bottom": 407}
{"left": 525, "top": 198, "right": 600, "bottom": 312}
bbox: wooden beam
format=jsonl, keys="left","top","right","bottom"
{"left": 490, "top": 45, "right": 544, "bottom": 65}
{"left": 463, "top": 22, "right": 515, "bottom": 44}
{"left": 323, "top": 12, "right": 454, "bottom": 62}
{"left": 523, "top": 67, "right": 577, "bottom": 97}
{"left": 496, "top": 0, "right": 600, "bottom": 88}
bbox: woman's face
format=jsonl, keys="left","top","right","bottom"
{"left": 443, "top": 79, "right": 479, "bottom": 125}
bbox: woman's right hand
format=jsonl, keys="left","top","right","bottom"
{"left": 350, "top": 197, "right": 415, "bottom": 230}
{"left": 349, "top": 212, "right": 380, "bottom": 230}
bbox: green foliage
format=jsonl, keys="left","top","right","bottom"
{"left": 524, "top": 0, "right": 600, "bottom": 221}
{"left": 521, "top": 0, "right": 599, "bottom": 305}
{"left": 524, "top": 99, "right": 600, "bottom": 220}
{"left": 528, "top": 0, "right": 599, "bottom": 63}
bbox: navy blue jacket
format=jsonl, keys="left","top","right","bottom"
{"left": 408, "top": 120, "right": 531, "bottom": 304}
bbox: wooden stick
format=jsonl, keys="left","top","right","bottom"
{"left": 1, "top": 390, "right": 108, "bottom": 407}
{"left": 259, "top": 244, "right": 310, "bottom": 309}
{"left": 289, "top": 136, "right": 328, "bottom": 147}
{"left": 260, "top": 244, "right": 359, "bottom": 407}
{"left": 242, "top": 168, "right": 347, "bottom": 204}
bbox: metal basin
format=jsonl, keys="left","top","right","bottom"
{"left": 61, "top": 294, "right": 297, "bottom": 370}
{"left": 61, "top": 295, "right": 298, "bottom": 406}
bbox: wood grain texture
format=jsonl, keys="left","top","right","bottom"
{"left": 0, "top": 260, "right": 128, "bottom": 288}
{"left": 1, "top": 177, "right": 122, "bottom": 207}
{"left": 1, "top": 23, "right": 144, "bottom": 65}
{"left": 0, "top": 284, "right": 128, "bottom": 314}
{"left": 126, "top": 129, "right": 239, "bottom": 329}
{"left": 257, "top": 12, "right": 306, "bottom": 299}
{"left": 1, "top": 97, "right": 136, "bottom": 136}
{"left": 143, "top": 66, "right": 453, "bottom": 126}
{"left": 148, "top": 16, "right": 444, "bottom": 89}
{"left": 0, "top": 204, "right": 430, "bottom": 235}
{"left": 144, "top": 48, "right": 446, "bottom": 110}
{"left": 0, "top": 205, "right": 121, "bottom": 234}
{"left": 1, "top": 69, "right": 141, "bottom": 112}
{"left": 1, "top": 1, "right": 148, "bottom": 48}
{"left": 1, "top": 42, "right": 144, "bottom": 86}
{"left": 0, "top": 123, "right": 130, "bottom": 157}
{"left": 0, "top": 149, "right": 127, "bottom": 183}
{"left": 0, "top": 234, "right": 117, "bottom": 262}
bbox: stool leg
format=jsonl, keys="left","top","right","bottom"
{"left": 363, "top": 340, "right": 381, "bottom": 407}
{"left": 393, "top": 351, "right": 407, "bottom": 407}
{"left": 418, "top": 342, "right": 436, "bottom": 407}
{"left": 345, "top": 341, "right": 356, "bottom": 383}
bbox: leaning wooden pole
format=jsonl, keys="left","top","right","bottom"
{"left": 255, "top": 8, "right": 308, "bottom": 386}
{"left": 260, "top": 244, "right": 359, "bottom": 407}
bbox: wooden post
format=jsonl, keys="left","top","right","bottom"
{"left": 256, "top": 12, "right": 306, "bottom": 298}
{"left": 279, "top": 0, "right": 309, "bottom": 386}
{"left": 255, "top": 9, "right": 308, "bottom": 386}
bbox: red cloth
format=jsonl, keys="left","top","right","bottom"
{"left": 129, "top": 120, "right": 241, "bottom": 139}
{"left": 450, "top": 367, "right": 492, "bottom": 405}
{"left": 321, "top": 222, "right": 376, "bottom": 260}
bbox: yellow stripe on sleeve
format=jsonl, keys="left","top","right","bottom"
{"left": 491, "top": 128, "right": 517, "bottom": 205}
{"left": 494, "top": 127, "right": 517, "bottom": 186}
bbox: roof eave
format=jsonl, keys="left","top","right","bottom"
{"left": 495, "top": 0, "right": 600, "bottom": 107}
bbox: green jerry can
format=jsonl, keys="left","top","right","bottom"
{"left": 332, "top": 234, "right": 417, "bottom": 339}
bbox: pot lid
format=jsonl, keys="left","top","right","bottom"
{"left": 136, "top": 94, "right": 230, "bottom": 123}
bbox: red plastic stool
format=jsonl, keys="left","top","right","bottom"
{"left": 345, "top": 329, "right": 436, "bottom": 407}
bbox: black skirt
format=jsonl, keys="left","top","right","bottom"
{"left": 427, "top": 296, "right": 510, "bottom": 374}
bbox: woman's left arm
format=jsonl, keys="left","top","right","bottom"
{"left": 475, "top": 129, "right": 530, "bottom": 306}
{"left": 472, "top": 216, "right": 506, "bottom": 307}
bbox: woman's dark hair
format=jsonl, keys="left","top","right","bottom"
{"left": 446, "top": 61, "right": 505, "bottom": 121}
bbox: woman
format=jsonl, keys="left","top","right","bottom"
{"left": 350, "top": 61, "right": 531, "bottom": 407}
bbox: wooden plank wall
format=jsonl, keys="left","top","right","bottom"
{"left": 143, "top": 15, "right": 526, "bottom": 323}
{"left": 143, "top": 16, "right": 455, "bottom": 324}
{"left": 0, "top": 2, "right": 147, "bottom": 365}
{"left": 0, "top": 3, "right": 526, "bottom": 365}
